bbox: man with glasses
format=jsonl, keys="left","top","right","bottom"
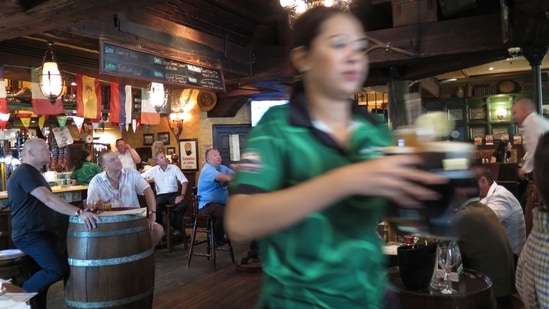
{"left": 8, "top": 138, "right": 99, "bottom": 308}
{"left": 87, "top": 150, "right": 163, "bottom": 246}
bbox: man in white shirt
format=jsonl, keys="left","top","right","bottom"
{"left": 87, "top": 150, "right": 163, "bottom": 247}
{"left": 115, "top": 138, "right": 142, "bottom": 170}
{"left": 473, "top": 165, "right": 526, "bottom": 259}
{"left": 512, "top": 98, "right": 549, "bottom": 178}
{"left": 142, "top": 151, "right": 188, "bottom": 234}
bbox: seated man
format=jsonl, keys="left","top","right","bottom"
{"left": 142, "top": 151, "right": 188, "bottom": 234}
{"left": 197, "top": 148, "right": 235, "bottom": 246}
{"left": 87, "top": 150, "right": 163, "bottom": 247}
{"left": 454, "top": 199, "right": 516, "bottom": 306}
{"left": 471, "top": 165, "right": 526, "bottom": 259}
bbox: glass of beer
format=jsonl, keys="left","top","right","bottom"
{"left": 383, "top": 141, "right": 477, "bottom": 238}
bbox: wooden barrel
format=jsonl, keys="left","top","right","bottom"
{"left": 65, "top": 214, "right": 155, "bottom": 309}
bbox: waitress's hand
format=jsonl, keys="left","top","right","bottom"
{"left": 341, "top": 154, "right": 448, "bottom": 208}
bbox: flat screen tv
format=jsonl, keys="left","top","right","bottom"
{"left": 250, "top": 100, "right": 288, "bottom": 126}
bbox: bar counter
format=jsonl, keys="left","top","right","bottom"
{"left": 0, "top": 185, "right": 88, "bottom": 202}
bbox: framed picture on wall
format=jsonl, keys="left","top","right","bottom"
{"left": 447, "top": 108, "right": 464, "bottom": 121}
{"left": 143, "top": 134, "right": 154, "bottom": 146}
{"left": 157, "top": 132, "right": 170, "bottom": 145}
{"left": 469, "top": 126, "right": 486, "bottom": 140}
{"left": 166, "top": 147, "right": 176, "bottom": 156}
{"left": 179, "top": 138, "right": 198, "bottom": 171}
{"left": 469, "top": 106, "right": 486, "bottom": 121}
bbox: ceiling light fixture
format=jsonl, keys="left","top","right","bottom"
{"left": 39, "top": 42, "right": 64, "bottom": 104}
{"left": 279, "top": 0, "right": 352, "bottom": 27}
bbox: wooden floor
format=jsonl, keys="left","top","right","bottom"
{"left": 153, "top": 266, "right": 262, "bottom": 309}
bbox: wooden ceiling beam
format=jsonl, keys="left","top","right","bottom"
{"left": 0, "top": 0, "right": 164, "bottom": 41}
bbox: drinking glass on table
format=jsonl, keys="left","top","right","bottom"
{"left": 437, "top": 241, "right": 458, "bottom": 294}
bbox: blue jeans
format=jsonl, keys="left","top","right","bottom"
{"left": 12, "top": 232, "right": 67, "bottom": 308}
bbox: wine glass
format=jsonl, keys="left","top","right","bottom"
{"left": 437, "top": 241, "right": 458, "bottom": 294}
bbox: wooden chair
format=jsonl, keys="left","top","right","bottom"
{"left": 187, "top": 190, "right": 234, "bottom": 271}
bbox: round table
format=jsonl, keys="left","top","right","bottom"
{"left": 387, "top": 266, "right": 496, "bottom": 309}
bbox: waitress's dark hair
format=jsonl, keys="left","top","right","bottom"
{"left": 74, "top": 149, "right": 90, "bottom": 170}
{"left": 287, "top": 6, "right": 350, "bottom": 100}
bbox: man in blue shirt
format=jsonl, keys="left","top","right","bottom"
{"left": 197, "top": 148, "right": 234, "bottom": 245}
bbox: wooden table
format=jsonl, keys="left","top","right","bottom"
{"left": 387, "top": 266, "right": 496, "bottom": 309}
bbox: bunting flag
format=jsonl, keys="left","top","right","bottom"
{"left": 38, "top": 115, "right": 46, "bottom": 130}
{"left": 19, "top": 112, "right": 32, "bottom": 130}
{"left": 0, "top": 66, "right": 8, "bottom": 114}
{"left": 30, "top": 67, "right": 65, "bottom": 115}
{"left": 57, "top": 115, "right": 68, "bottom": 129}
{"left": 76, "top": 74, "right": 102, "bottom": 120}
{"left": 72, "top": 116, "right": 84, "bottom": 133}
{"left": 140, "top": 87, "right": 160, "bottom": 125}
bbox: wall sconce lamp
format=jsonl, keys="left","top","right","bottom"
{"left": 39, "top": 42, "right": 64, "bottom": 104}
{"left": 495, "top": 107, "right": 507, "bottom": 120}
{"left": 168, "top": 112, "right": 185, "bottom": 139}
{"left": 149, "top": 82, "right": 169, "bottom": 113}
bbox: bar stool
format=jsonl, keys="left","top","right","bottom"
{"left": 187, "top": 192, "right": 234, "bottom": 271}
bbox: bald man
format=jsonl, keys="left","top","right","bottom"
{"left": 8, "top": 138, "right": 99, "bottom": 308}
{"left": 512, "top": 98, "right": 549, "bottom": 179}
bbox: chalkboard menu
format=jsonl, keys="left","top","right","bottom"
{"left": 100, "top": 41, "right": 225, "bottom": 92}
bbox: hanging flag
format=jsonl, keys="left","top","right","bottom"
{"left": 30, "top": 67, "right": 65, "bottom": 115}
{"left": 0, "top": 65, "right": 8, "bottom": 114}
{"left": 109, "top": 82, "right": 122, "bottom": 126}
{"left": 125, "top": 85, "right": 132, "bottom": 130}
{"left": 76, "top": 74, "right": 102, "bottom": 119}
{"left": 140, "top": 87, "right": 160, "bottom": 125}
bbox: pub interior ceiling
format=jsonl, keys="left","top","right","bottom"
{"left": 0, "top": 0, "right": 548, "bottom": 114}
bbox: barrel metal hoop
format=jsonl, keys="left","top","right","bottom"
{"left": 68, "top": 248, "right": 154, "bottom": 267}
{"left": 68, "top": 214, "right": 145, "bottom": 224}
{"left": 67, "top": 224, "right": 148, "bottom": 238}
{"left": 65, "top": 288, "right": 153, "bottom": 308}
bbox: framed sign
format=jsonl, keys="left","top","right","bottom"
{"left": 179, "top": 139, "right": 199, "bottom": 171}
